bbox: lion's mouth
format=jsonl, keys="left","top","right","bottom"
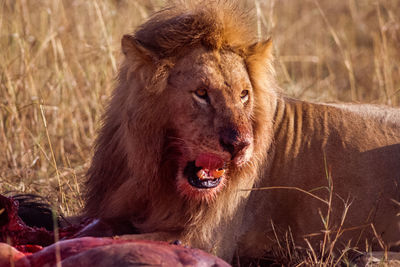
{"left": 183, "top": 153, "right": 226, "bottom": 189}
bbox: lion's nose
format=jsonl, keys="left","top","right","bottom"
{"left": 219, "top": 127, "right": 250, "bottom": 159}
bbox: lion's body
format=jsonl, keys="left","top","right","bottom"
{"left": 238, "top": 98, "right": 400, "bottom": 258}
{"left": 83, "top": 0, "right": 400, "bottom": 262}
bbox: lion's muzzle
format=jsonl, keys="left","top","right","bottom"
{"left": 219, "top": 127, "right": 251, "bottom": 163}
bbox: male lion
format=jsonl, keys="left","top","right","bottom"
{"left": 83, "top": 0, "right": 400, "bottom": 263}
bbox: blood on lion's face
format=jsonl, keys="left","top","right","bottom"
{"left": 164, "top": 48, "right": 255, "bottom": 202}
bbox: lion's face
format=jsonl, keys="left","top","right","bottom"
{"left": 165, "top": 48, "right": 255, "bottom": 201}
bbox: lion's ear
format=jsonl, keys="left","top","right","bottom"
{"left": 245, "top": 39, "right": 273, "bottom": 63}
{"left": 121, "top": 34, "right": 157, "bottom": 64}
{"left": 245, "top": 39, "right": 274, "bottom": 80}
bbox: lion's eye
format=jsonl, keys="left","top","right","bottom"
{"left": 193, "top": 88, "right": 209, "bottom": 105}
{"left": 195, "top": 88, "right": 208, "bottom": 99}
{"left": 240, "top": 90, "right": 249, "bottom": 103}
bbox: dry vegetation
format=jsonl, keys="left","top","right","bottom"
{"left": 1, "top": 0, "right": 399, "bottom": 265}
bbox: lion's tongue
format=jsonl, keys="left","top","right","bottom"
{"left": 195, "top": 153, "right": 224, "bottom": 170}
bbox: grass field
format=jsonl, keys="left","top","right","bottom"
{"left": 1, "top": 0, "right": 399, "bottom": 265}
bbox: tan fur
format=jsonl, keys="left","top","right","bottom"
{"left": 84, "top": 0, "right": 400, "bottom": 262}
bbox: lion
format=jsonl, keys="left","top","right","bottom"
{"left": 82, "top": 0, "right": 400, "bottom": 263}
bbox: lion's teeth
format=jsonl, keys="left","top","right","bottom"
{"left": 211, "top": 168, "right": 225, "bottom": 178}
{"left": 197, "top": 168, "right": 225, "bottom": 180}
{"left": 197, "top": 169, "right": 206, "bottom": 180}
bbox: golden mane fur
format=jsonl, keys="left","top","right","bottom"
{"left": 133, "top": 1, "right": 256, "bottom": 58}
{"left": 84, "top": 0, "right": 400, "bottom": 262}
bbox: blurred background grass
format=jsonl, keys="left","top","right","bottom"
{"left": 0, "top": 0, "right": 399, "bottom": 217}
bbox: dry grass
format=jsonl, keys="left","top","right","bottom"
{"left": 1, "top": 0, "right": 163, "bottom": 215}
{"left": 1, "top": 0, "right": 399, "bottom": 265}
